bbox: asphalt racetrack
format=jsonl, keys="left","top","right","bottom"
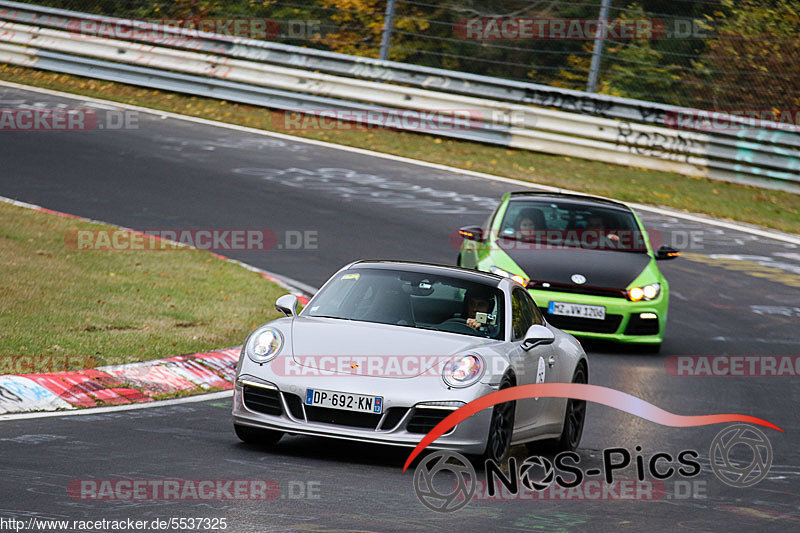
{"left": 1, "top": 85, "right": 798, "bottom": 532}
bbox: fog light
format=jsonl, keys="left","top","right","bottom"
{"left": 640, "top": 312, "right": 658, "bottom": 319}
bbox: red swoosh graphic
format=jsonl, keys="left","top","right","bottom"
{"left": 403, "top": 383, "right": 783, "bottom": 471}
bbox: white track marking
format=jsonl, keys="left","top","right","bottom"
{"left": 1, "top": 79, "right": 798, "bottom": 245}
{"left": 0, "top": 391, "right": 232, "bottom": 422}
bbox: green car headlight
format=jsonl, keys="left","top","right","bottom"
{"left": 628, "top": 283, "right": 661, "bottom": 301}
{"left": 245, "top": 327, "right": 283, "bottom": 364}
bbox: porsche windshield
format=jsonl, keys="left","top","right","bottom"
{"left": 304, "top": 268, "right": 505, "bottom": 339}
{"left": 499, "top": 200, "right": 648, "bottom": 252}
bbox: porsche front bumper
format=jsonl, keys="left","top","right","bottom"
{"left": 232, "top": 374, "right": 494, "bottom": 455}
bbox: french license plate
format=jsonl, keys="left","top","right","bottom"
{"left": 548, "top": 301, "right": 606, "bottom": 320}
{"left": 305, "top": 388, "right": 383, "bottom": 414}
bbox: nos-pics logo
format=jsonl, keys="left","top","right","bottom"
{"left": 710, "top": 424, "right": 772, "bottom": 488}
{"left": 413, "top": 451, "right": 476, "bottom": 512}
{"left": 413, "top": 424, "right": 773, "bottom": 511}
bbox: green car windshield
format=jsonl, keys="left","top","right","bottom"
{"left": 499, "top": 200, "right": 648, "bottom": 253}
{"left": 304, "top": 268, "right": 505, "bottom": 339}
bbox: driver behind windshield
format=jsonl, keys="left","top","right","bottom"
{"left": 464, "top": 292, "right": 499, "bottom": 336}
{"left": 585, "top": 214, "right": 620, "bottom": 245}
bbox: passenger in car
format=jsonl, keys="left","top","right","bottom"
{"left": 515, "top": 208, "right": 546, "bottom": 241}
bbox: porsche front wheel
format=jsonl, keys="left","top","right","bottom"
{"left": 482, "top": 374, "right": 516, "bottom": 463}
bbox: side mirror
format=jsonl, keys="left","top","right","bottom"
{"left": 458, "top": 225, "right": 484, "bottom": 242}
{"left": 275, "top": 294, "right": 299, "bottom": 317}
{"left": 522, "top": 324, "right": 555, "bottom": 351}
{"left": 655, "top": 245, "right": 680, "bottom": 260}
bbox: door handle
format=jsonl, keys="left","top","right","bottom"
{"left": 547, "top": 356, "right": 556, "bottom": 367}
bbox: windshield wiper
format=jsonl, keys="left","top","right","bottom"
{"left": 310, "top": 315, "right": 352, "bottom": 321}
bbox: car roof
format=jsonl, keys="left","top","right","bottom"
{"left": 347, "top": 260, "right": 504, "bottom": 286}
{"left": 508, "top": 191, "right": 633, "bottom": 212}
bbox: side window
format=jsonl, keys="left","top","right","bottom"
{"left": 511, "top": 289, "right": 528, "bottom": 339}
{"left": 525, "top": 291, "right": 545, "bottom": 326}
{"left": 512, "top": 288, "right": 542, "bottom": 339}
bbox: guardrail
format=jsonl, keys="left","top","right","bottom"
{"left": 1, "top": 0, "right": 798, "bottom": 193}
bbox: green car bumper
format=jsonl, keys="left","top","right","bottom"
{"left": 529, "top": 288, "right": 668, "bottom": 345}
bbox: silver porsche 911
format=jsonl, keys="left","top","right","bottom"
{"left": 232, "top": 261, "right": 588, "bottom": 462}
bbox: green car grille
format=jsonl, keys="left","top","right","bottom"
{"left": 530, "top": 281, "right": 627, "bottom": 299}
{"left": 540, "top": 308, "right": 624, "bottom": 334}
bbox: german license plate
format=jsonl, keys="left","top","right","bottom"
{"left": 548, "top": 301, "right": 606, "bottom": 320}
{"left": 305, "top": 388, "right": 383, "bottom": 414}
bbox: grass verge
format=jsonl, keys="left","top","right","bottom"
{"left": 1, "top": 65, "right": 798, "bottom": 234}
{"left": 0, "top": 200, "right": 284, "bottom": 367}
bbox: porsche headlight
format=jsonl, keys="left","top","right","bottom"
{"left": 490, "top": 266, "right": 530, "bottom": 287}
{"left": 443, "top": 354, "right": 485, "bottom": 388}
{"left": 245, "top": 327, "right": 283, "bottom": 364}
{"left": 628, "top": 283, "right": 661, "bottom": 301}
